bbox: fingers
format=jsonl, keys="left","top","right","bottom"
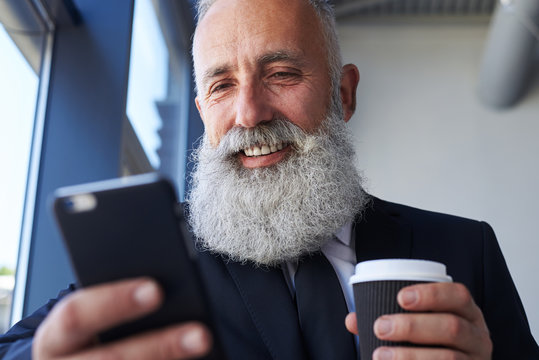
{"left": 374, "top": 313, "right": 486, "bottom": 353}
{"left": 373, "top": 346, "right": 467, "bottom": 360}
{"left": 372, "top": 283, "right": 492, "bottom": 358}
{"left": 70, "top": 322, "right": 211, "bottom": 360}
{"left": 397, "top": 283, "right": 482, "bottom": 324}
{"left": 345, "top": 312, "right": 358, "bottom": 335}
{"left": 33, "top": 278, "right": 214, "bottom": 360}
{"left": 35, "top": 278, "right": 164, "bottom": 357}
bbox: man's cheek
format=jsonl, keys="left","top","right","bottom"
{"left": 205, "top": 130, "right": 221, "bottom": 148}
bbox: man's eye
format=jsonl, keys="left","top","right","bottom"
{"left": 271, "top": 72, "right": 295, "bottom": 79}
{"left": 211, "top": 83, "right": 232, "bottom": 94}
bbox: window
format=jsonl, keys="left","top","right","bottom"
{"left": 0, "top": 22, "right": 43, "bottom": 332}
{"left": 126, "top": 0, "right": 169, "bottom": 170}
{"left": 124, "top": 0, "right": 194, "bottom": 194}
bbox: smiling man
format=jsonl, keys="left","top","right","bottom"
{"left": 188, "top": 0, "right": 367, "bottom": 266}
{"left": 1, "top": 0, "right": 538, "bottom": 359}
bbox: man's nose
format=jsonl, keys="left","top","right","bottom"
{"left": 234, "top": 84, "right": 272, "bottom": 128}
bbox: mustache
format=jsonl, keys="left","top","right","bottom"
{"left": 212, "top": 118, "right": 309, "bottom": 158}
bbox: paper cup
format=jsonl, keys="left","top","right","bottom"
{"left": 349, "top": 259, "right": 452, "bottom": 359}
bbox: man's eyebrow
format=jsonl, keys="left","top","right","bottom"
{"left": 201, "top": 65, "right": 232, "bottom": 89}
{"left": 257, "top": 51, "right": 306, "bottom": 68}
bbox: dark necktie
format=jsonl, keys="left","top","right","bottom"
{"left": 295, "top": 251, "right": 357, "bottom": 360}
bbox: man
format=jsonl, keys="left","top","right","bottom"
{"left": 1, "top": 0, "right": 537, "bottom": 359}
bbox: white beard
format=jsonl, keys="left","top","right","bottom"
{"left": 187, "top": 100, "right": 369, "bottom": 267}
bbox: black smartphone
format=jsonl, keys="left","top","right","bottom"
{"left": 52, "top": 173, "right": 224, "bottom": 359}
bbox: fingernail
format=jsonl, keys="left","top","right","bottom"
{"left": 374, "top": 347, "right": 394, "bottom": 360}
{"left": 374, "top": 317, "right": 393, "bottom": 336}
{"left": 399, "top": 289, "right": 418, "bottom": 306}
{"left": 180, "top": 326, "right": 206, "bottom": 353}
{"left": 133, "top": 281, "right": 159, "bottom": 307}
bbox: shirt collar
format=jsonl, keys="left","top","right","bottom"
{"left": 334, "top": 222, "right": 353, "bottom": 247}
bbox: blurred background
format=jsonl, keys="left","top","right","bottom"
{"left": 0, "top": 0, "right": 537, "bottom": 341}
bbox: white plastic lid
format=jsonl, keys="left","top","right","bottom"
{"left": 349, "top": 259, "right": 453, "bottom": 284}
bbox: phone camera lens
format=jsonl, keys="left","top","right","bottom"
{"left": 63, "top": 194, "right": 97, "bottom": 213}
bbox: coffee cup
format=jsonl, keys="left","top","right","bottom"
{"left": 349, "top": 259, "right": 452, "bottom": 359}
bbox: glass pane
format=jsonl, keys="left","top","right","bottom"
{"left": 0, "top": 25, "right": 41, "bottom": 332}
{"left": 126, "top": 0, "right": 169, "bottom": 169}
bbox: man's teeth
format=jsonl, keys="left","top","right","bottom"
{"left": 244, "top": 142, "right": 285, "bottom": 157}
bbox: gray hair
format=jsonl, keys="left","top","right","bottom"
{"left": 193, "top": 0, "right": 343, "bottom": 97}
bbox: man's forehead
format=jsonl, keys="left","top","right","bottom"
{"left": 193, "top": 0, "right": 323, "bottom": 68}
{"left": 193, "top": 0, "right": 320, "bottom": 46}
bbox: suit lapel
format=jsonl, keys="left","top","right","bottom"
{"left": 355, "top": 197, "right": 413, "bottom": 262}
{"left": 224, "top": 261, "right": 308, "bottom": 360}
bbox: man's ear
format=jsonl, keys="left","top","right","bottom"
{"left": 195, "top": 97, "right": 205, "bottom": 123}
{"left": 340, "top": 64, "right": 360, "bottom": 122}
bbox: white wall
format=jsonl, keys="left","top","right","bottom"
{"left": 339, "top": 19, "right": 539, "bottom": 341}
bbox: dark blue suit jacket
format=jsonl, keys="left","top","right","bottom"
{"left": 1, "top": 198, "right": 538, "bottom": 359}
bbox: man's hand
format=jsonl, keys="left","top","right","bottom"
{"left": 33, "top": 278, "right": 212, "bottom": 360}
{"left": 345, "top": 282, "right": 492, "bottom": 360}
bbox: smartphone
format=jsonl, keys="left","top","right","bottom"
{"left": 52, "top": 173, "right": 224, "bottom": 358}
